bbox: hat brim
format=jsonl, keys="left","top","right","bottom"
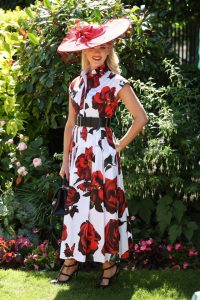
{"left": 57, "top": 18, "right": 130, "bottom": 54}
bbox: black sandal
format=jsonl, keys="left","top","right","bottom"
{"left": 96, "top": 263, "right": 120, "bottom": 288}
{"left": 51, "top": 261, "right": 79, "bottom": 284}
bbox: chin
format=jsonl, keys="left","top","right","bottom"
{"left": 91, "top": 61, "right": 104, "bottom": 68}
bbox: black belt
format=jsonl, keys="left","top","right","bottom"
{"left": 76, "top": 116, "right": 111, "bottom": 127}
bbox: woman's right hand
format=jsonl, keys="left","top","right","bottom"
{"left": 59, "top": 162, "right": 69, "bottom": 181}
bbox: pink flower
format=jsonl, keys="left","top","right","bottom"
{"left": 7, "top": 139, "right": 13, "bottom": 145}
{"left": 167, "top": 244, "right": 173, "bottom": 252}
{"left": 15, "top": 237, "right": 33, "bottom": 251}
{"left": 3, "top": 252, "right": 16, "bottom": 262}
{"left": 188, "top": 248, "right": 198, "bottom": 257}
{"left": 130, "top": 215, "right": 136, "bottom": 221}
{"left": 15, "top": 161, "right": 21, "bottom": 167}
{"left": 38, "top": 244, "right": 45, "bottom": 252}
{"left": 32, "top": 227, "right": 40, "bottom": 234}
{"left": 145, "top": 247, "right": 152, "bottom": 252}
{"left": 32, "top": 254, "right": 39, "bottom": 259}
{"left": 183, "top": 261, "right": 189, "bottom": 269}
{"left": 33, "top": 158, "right": 42, "bottom": 168}
{"left": 17, "top": 142, "right": 27, "bottom": 151}
{"left": 17, "top": 166, "right": 28, "bottom": 176}
{"left": 134, "top": 244, "right": 140, "bottom": 253}
{"left": 57, "top": 239, "right": 61, "bottom": 246}
{"left": 146, "top": 238, "right": 154, "bottom": 245}
{"left": 140, "top": 241, "right": 147, "bottom": 251}
{"left": 174, "top": 243, "right": 182, "bottom": 250}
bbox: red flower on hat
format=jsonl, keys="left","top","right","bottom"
{"left": 67, "top": 23, "right": 106, "bottom": 45}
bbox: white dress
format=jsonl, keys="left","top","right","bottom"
{"left": 60, "top": 64, "right": 133, "bottom": 263}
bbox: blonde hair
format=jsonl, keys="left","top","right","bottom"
{"left": 81, "top": 46, "right": 121, "bottom": 74}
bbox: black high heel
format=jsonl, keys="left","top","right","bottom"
{"left": 51, "top": 261, "right": 79, "bottom": 284}
{"left": 96, "top": 263, "right": 120, "bottom": 288}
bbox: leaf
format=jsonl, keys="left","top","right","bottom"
{"left": 28, "top": 33, "right": 39, "bottom": 45}
{"left": 2, "top": 41, "right": 11, "bottom": 53}
{"left": 44, "top": 0, "right": 52, "bottom": 10}
{"left": 25, "top": 7, "right": 34, "bottom": 18}
{"left": 168, "top": 224, "right": 182, "bottom": 243}
{"left": 184, "top": 221, "right": 198, "bottom": 241}
{"left": 156, "top": 195, "right": 173, "bottom": 234}
{"left": 173, "top": 200, "right": 186, "bottom": 222}
{"left": 138, "top": 198, "right": 154, "bottom": 223}
{"left": 46, "top": 77, "right": 54, "bottom": 88}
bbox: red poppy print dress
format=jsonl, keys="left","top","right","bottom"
{"left": 60, "top": 64, "right": 133, "bottom": 263}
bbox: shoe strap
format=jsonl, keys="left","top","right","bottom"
{"left": 63, "top": 261, "right": 78, "bottom": 268}
{"left": 101, "top": 276, "right": 111, "bottom": 280}
{"left": 59, "top": 272, "right": 72, "bottom": 278}
{"left": 102, "top": 263, "right": 116, "bottom": 271}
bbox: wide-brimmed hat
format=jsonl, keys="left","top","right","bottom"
{"left": 57, "top": 18, "right": 130, "bottom": 59}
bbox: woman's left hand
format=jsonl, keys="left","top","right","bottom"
{"left": 115, "top": 141, "right": 121, "bottom": 153}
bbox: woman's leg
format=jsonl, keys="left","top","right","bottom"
{"left": 99, "top": 261, "right": 118, "bottom": 286}
{"left": 57, "top": 258, "right": 79, "bottom": 281}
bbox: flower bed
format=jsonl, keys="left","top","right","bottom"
{"left": 0, "top": 236, "right": 60, "bottom": 270}
{"left": 0, "top": 235, "right": 199, "bottom": 270}
{"left": 130, "top": 239, "right": 200, "bottom": 270}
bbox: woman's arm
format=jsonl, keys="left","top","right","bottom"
{"left": 116, "top": 84, "right": 148, "bottom": 152}
{"left": 60, "top": 97, "right": 77, "bottom": 179}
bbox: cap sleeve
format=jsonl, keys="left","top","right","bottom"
{"left": 68, "top": 76, "right": 79, "bottom": 100}
{"left": 114, "top": 74, "right": 129, "bottom": 96}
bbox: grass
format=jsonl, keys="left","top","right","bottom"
{"left": 0, "top": 269, "right": 200, "bottom": 300}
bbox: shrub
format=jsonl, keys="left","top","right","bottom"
{"left": 1, "top": 0, "right": 200, "bottom": 249}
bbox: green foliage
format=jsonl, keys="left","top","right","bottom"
{"left": 119, "top": 60, "right": 200, "bottom": 245}
{"left": 1, "top": 0, "right": 200, "bottom": 249}
{"left": 14, "top": 0, "right": 173, "bottom": 138}
{"left": 0, "top": 0, "right": 35, "bottom": 10}
{"left": 0, "top": 123, "right": 61, "bottom": 240}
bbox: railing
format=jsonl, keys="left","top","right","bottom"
{"left": 166, "top": 21, "right": 200, "bottom": 65}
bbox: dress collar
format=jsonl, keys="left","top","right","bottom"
{"left": 81, "top": 63, "right": 109, "bottom": 78}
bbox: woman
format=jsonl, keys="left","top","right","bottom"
{"left": 51, "top": 18, "right": 148, "bottom": 288}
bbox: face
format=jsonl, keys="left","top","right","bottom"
{"left": 83, "top": 43, "right": 111, "bottom": 69}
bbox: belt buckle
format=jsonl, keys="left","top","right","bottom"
{"left": 98, "top": 118, "right": 101, "bottom": 128}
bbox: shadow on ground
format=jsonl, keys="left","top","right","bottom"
{"left": 26, "top": 269, "right": 200, "bottom": 300}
